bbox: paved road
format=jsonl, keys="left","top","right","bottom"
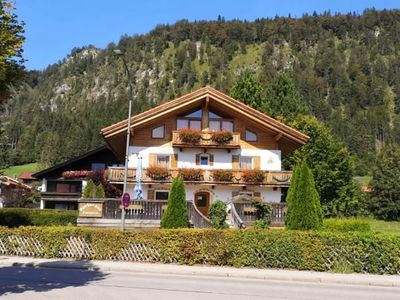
{"left": 0, "top": 266, "right": 399, "bottom": 300}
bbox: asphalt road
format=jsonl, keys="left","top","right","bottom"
{"left": 0, "top": 266, "right": 399, "bottom": 300}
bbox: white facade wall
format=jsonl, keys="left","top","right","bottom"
{"left": 128, "top": 145, "right": 281, "bottom": 171}
{"left": 126, "top": 183, "right": 281, "bottom": 203}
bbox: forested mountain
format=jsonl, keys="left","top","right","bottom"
{"left": 1, "top": 9, "right": 400, "bottom": 175}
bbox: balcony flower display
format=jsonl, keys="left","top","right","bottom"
{"left": 212, "top": 169, "right": 234, "bottom": 182}
{"left": 146, "top": 165, "right": 169, "bottom": 180}
{"left": 178, "top": 128, "right": 201, "bottom": 144}
{"left": 62, "top": 170, "right": 93, "bottom": 178}
{"left": 178, "top": 168, "right": 203, "bottom": 181}
{"left": 211, "top": 130, "right": 233, "bottom": 144}
{"left": 241, "top": 169, "right": 265, "bottom": 183}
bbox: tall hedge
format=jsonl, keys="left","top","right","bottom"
{"left": 286, "top": 161, "right": 323, "bottom": 230}
{"left": 0, "top": 227, "right": 399, "bottom": 274}
{"left": 0, "top": 208, "right": 77, "bottom": 227}
{"left": 160, "top": 176, "right": 188, "bottom": 228}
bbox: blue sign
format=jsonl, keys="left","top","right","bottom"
{"left": 121, "top": 192, "right": 130, "bottom": 208}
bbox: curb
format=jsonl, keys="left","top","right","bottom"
{"left": 1, "top": 257, "right": 399, "bottom": 288}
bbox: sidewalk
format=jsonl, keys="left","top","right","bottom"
{"left": 0, "top": 256, "right": 399, "bottom": 288}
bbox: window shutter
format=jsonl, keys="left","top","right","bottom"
{"left": 149, "top": 154, "right": 157, "bottom": 166}
{"left": 195, "top": 154, "right": 200, "bottom": 165}
{"left": 147, "top": 189, "right": 154, "bottom": 200}
{"left": 253, "top": 156, "right": 261, "bottom": 169}
{"left": 209, "top": 154, "right": 214, "bottom": 166}
{"left": 232, "top": 155, "right": 240, "bottom": 169}
{"left": 171, "top": 153, "right": 178, "bottom": 168}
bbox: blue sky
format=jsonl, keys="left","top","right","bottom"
{"left": 16, "top": 0, "right": 399, "bottom": 70}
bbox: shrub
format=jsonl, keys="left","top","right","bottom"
{"left": 0, "top": 227, "right": 399, "bottom": 274}
{"left": 209, "top": 200, "right": 228, "bottom": 229}
{"left": 160, "top": 176, "right": 188, "bottom": 228}
{"left": 212, "top": 170, "right": 234, "bottom": 182}
{"left": 178, "top": 128, "right": 202, "bottom": 144}
{"left": 95, "top": 184, "right": 105, "bottom": 198}
{"left": 0, "top": 208, "right": 77, "bottom": 227}
{"left": 178, "top": 168, "right": 203, "bottom": 181}
{"left": 241, "top": 169, "right": 264, "bottom": 183}
{"left": 252, "top": 200, "right": 272, "bottom": 229}
{"left": 87, "top": 170, "right": 121, "bottom": 198}
{"left": 322, "top": 218, "right": 371, "bottom": 233}
{"left": 286, "top": 161, "right": 323, "bottom": 230}
{"left": 82, "top": 179, "right": 95, "bottom": 198}
{"left": 146, "top": 165, "right": 169, "bottom": 180}
{"left": 211, "top": 131, "right": 233, "bottom": 144}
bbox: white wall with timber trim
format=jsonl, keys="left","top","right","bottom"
{"left": 126, "top": 183, "right": 281, "bottom": 203}
{"left": 127, "top": 146, "right": 281, "bottom": 171}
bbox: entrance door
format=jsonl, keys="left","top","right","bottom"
{"left": 194, "top": 191, "right": 210, "bottom": 217}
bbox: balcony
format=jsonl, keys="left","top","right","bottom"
{"left": 172, "top": 130, "right": 241, "bottom": 149}
{"left": 107, "top": 167, "right": 292, "bottom": 187}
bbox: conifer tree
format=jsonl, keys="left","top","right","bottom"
{"left": 94, "top": 184, "right": 105, "bottom": 198}
{"left": 82, "top": 179, "right": 95, "bottom": 198}
{"left": 160, "top": 176, "right": 188, "bottom": 228}
{"left": 286, "top": 161, "right": 323, "bottom": 230}
{"left": 230, "top": 68, "right": 264, "bottom": 109}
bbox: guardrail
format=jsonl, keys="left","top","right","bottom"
{"left": 172, "top": 131, "right": 241, "bottom": 148}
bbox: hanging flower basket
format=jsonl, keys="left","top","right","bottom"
{"left": 178, "top": 168, "right": 203, "bottom": 181}
{"left": 212, "top": 170, "right": 234, "bottom": 182}
{"left": 178, "top": 128, "right": 202, "bottom": 144}
{"left": 146, "top": 166, "right": 169, "bottom": 180}
{"left": 62, "top": 170, "right": 93, "bottom": 178}
{"left": 241, "top": 169, "right": 265, "bottom": 183}
{"left": 211, "top": 131, "right": 233, "bottom": 144}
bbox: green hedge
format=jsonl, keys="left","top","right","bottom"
{"left": 0, "top": 208, "right": 78, "bottom": 227}
{"left": 0, "top": 227, "right": 399, "bottom": 274}
{"left": 322, "top": 218, "right": 371, "bottom": 233}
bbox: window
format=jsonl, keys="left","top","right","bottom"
{"left": 156, "top": 155, "right": 170, "bottom": 167}
{"left": 185, "top": 109, "right": 202, "bottom": 118}
{"left": 91, "top": 163, "right": 105, "bottom": 171}
{"left": 245, "top": 129, "right": 257, "bottom": 141}
{"left": 189, "top": 120, "right": 201, "bottom": 130}
{"left": 152, "top": 125, "right": 165, "bottom": 138}
{"left": 209, "top": 120, "right": 220, "bottom": 131}
{"left": 222, "top": 121, "right": 233, "bottom": 131}
{"left": 209, "top": 120, "right": 233, "bottom": 132}
{"left": 155, "top": 190, "right": 169, "bottom": 201}
{"left": 209, "top": 111, "right": 222, "bottom": 118}
{"left": 240, "top": 156, "right": 253, "bottom": 169}
{"left": 177, "top": 119, "right": 188, "bottom": 130}
{"left": 200, "top": 154, "right": 209, "bottom": 166}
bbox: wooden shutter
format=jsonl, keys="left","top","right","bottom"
{"left": 253, "top": 156, "right": 261, "bottom": 169}
{"left": 171, "top": 153, "right": 178, "bottom": 168}
{"left": 195, "top": 154, "right": 200, "bottom": 165}
{"left": 149, "top": 154, "right": 157, "bottom": 166}
{"left": 209, "top": 154, "right": 214, "bottom": 166}
{"left": 232, "top": 155, "right": 240, "bottom": 169}
{"left": 147, "top": 189, "right": 155, "bottom": 200}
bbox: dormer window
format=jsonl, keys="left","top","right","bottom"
{"left": 245, "top": 129, "right": 257, "bottom": 142}
{"left": 152, "top": 125, "right": 165, "bottom": 138}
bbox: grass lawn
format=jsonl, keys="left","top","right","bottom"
{"left": 369, "top": 219, "right": 400, "bottom": 234}
{"left": 0, "top": 163, "right": 40, "bottom": 178}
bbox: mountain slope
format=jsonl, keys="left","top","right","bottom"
{"left": 1, "top": 9, "right": 400, "bottom": 174}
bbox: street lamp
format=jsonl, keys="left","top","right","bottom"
{"left": 114, "top": 49, "right": 134, "bottom": 231}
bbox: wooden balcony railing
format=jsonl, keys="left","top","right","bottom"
{"left": 103, "top": 199, "right": 168, "bottom": 220}
{"left": 233, "top": 201, "right": 287, "bottom": 226}
{"left": 107, "top": 167, "right": 292, "bottom": 187}
{"left": 172, "top": 131, "right": 241, "bottom": 149}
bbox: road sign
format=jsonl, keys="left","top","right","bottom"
{"left": 121, "top": 192, "right": 130, "bottom": 208}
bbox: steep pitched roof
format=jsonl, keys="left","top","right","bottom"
{"left": 0, "top": 176, "right": 32, "bottom": 190}
{"left": 101, "top": 86, "right": 309, "bottom": 145}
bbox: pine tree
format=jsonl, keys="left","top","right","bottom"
{"left": 286, "top": 161, "right": 323, "bottom": 230}
{"left": 230, "top": 68, "right": 263, "bottom": 109}
{"left": 369, "top": 146, "right": 400, "bottom": 221}
{"left": 160, "top": 176, "right": 188, "bottom": 228}
{"left": 263, "top": 72, "right": 308, "bottom": 121}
